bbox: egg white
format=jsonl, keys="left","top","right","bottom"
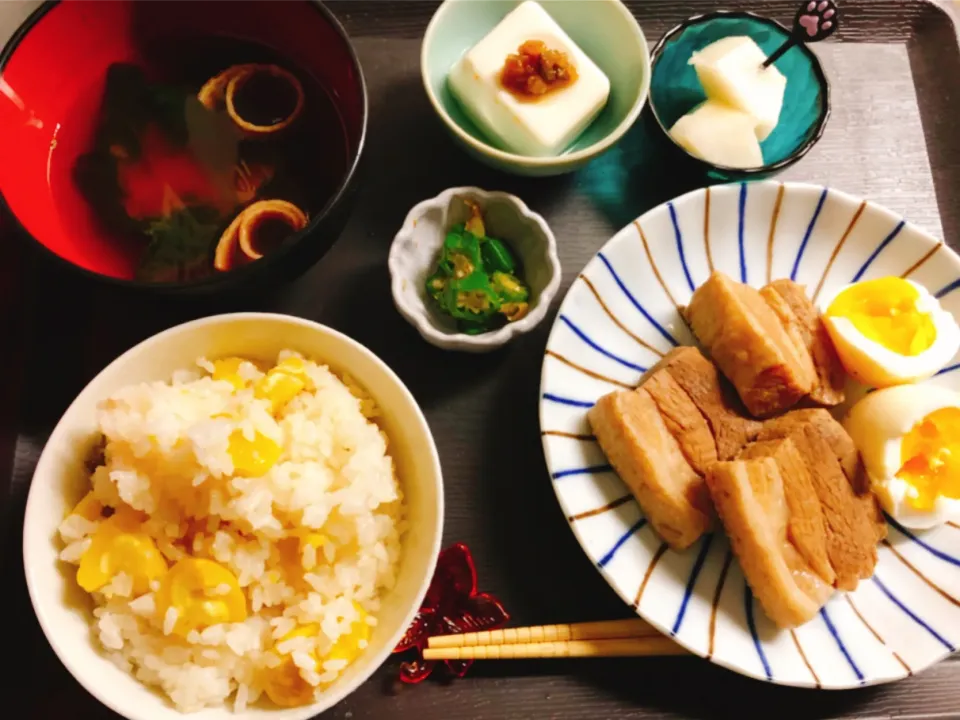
{"left": 821, "top": 280, "right": 960, "bottom": 387}
{"left": 844, "top": 384, "right": 960, "bottom": 529}
{"left": 878, "top": 477, "right": 960, "bottom": 530}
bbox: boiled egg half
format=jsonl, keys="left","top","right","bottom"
{"left": 844, "top": 384, "right": 960, "bottom": 529}
{"left": 821, "top": 277, "right": 960, "bottom": 387}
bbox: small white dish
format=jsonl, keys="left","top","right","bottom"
{"left": 23, "top": 313, "right": 444, "bottom": 720}
{"left": 389, "top": 187, "right": 561, "bottom": 352}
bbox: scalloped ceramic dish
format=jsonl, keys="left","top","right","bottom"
{"left": 540, "top": 181, "right": 960, "bottom": 689}
{"left": 389, "top": 187, "right": 561, "bottom": 352}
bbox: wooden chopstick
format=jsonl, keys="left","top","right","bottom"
{"left": 422, "top": 636, "right": 687, "bottom": 660}
{"left": 422, "top": 619, "right": 683, "bottom": 659}
{"left": 426, "top": 618, "right": 657, "bottom": 649}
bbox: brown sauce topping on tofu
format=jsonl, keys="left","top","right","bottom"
{"left": 500, "top": 40, "right": 578, "bottom": 99}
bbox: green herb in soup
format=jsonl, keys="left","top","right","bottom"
{"left": 137, "top": 206, "right": 222, "bottom": 283}
{"left": 61, "top": 37, "right": 349, "bottom": 284}
{"left": 425, "top": 202, "right": 531, "bottom": 334}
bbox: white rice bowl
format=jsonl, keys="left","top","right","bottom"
{"left": 24, "top": 315, "right": 443, "bottom": 720}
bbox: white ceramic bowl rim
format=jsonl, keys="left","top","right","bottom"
{"left": 388, "top": 186, "right": 562, "bottom": 349}
{"left": 420, "top": 0, "right": 651, "bottom": 167}
{"left": 22, "top": 312, "right": 444, "bottom": 719}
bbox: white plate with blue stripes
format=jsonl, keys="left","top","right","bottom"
{"left": 539, "top": 181, "right": 960, "bottom": 689}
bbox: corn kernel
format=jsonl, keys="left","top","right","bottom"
{"left": 256, "top": 370, "right": 306, "bottom": 414}
{"left": 228, "top": 430, "right": 281, "bottom": 477}
{"left": 70, "top": 491, "right": 104, "bottom": 522}
{"left": 263, "top": 623, "right": 320, "bottom": 707}
{"left": 299, "top": 532, "right": 328, "bottom": 552}
{"left": 155, "top": 558, "right": 247, "bottom": 636}
{"left": 276, "top": 356, "right": 306, "bottom": 374}
{"left": 212, "top": 357, "right": 249, "bottom": 390}
{"left": 262, "top": 656, "right": 315, "bottom": 707}
{"left": 327, "top": 603, "right": 370, "bottom": 664}
{"left": 76, "top": 514, "right": 167, "bottom": 595}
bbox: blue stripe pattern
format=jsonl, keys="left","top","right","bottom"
{"left": 668, "top": 202, "right": 696, "bottom": 292}
{"left": 671, "top": 534, "right": 714, "bottom": 635}
{"left": 744, "top": 583, "right": 773, "bottom": 680}
{"left": 790, "top": 187, "right": 828, "bottom": 281}
{"left": 885, "top": 514, "right": 960, "bottom": 568}
{"left": 597, "top": 253, "right": 680, "bottom": 347}
{"left": 936, "top": 362, "right": 960, "bottom": 377}
{"left": 738, "top": 183, "right": 748, "bottom": 283}
{"left": 935, "top": 277, "right": 960, "bottom": 299}
{"left": 541, "top": 184, "right": 960, "bottom": 688}
{"left": 820, "top": 607, "right": 865, "bottom": 683}
{"left": 597, "top": 518, "right": 647, "bottom": 568}
{"left": 851, "top": 220, "right": 906, "bottom": 282}
{"left": 559, "top": 315, "right": 647, "bottom": 373}
{"left": 872, "top": 575, "right": 955, "bottom": 652}
{"left": 552, "top": 464, "right": 613, "bottom": 480}
{"left": 542, "top": 393, "right": 594, "bottom": 408}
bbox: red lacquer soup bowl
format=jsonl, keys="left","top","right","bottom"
{"left": 0, "top": 0, "right": 366, "bottom": 293}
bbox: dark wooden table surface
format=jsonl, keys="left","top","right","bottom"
{"left": 3, "top": 1, "right": 960, "bottom": 717}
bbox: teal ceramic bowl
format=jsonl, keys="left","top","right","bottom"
{"left": 649, "top": 11, "right": 830, "bottom": 182}
{"left": 421, "top": 0, "right": 650, "bottom": 177}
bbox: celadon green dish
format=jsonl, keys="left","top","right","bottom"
{"left": 649, "top": 11, "right": 830, "bottom": 182}
{"left": 421, "top": 0, "right": 650, "bottom": 177}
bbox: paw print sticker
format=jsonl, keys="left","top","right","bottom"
{"left": 765, "top": 0, "right": 839, "bottom": 68}
{"left": 796, "top": 0, "right": 839, "bottom": 42}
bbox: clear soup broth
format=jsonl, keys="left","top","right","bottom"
{"left": 51, "top": 36, "right": 350, "bottom": 283}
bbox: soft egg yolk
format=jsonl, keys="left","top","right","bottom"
{"left": 255, "top": 361, "right": 306, "bottom": 414}
{"left": 77, "top": 513, "right": 167, "bottom": 594}
{"left": 212, "top": 357, "right": 249, "bottom": 390}
{"left": 228, "top": 430, "right": 282, "bottom": 477}
{"left": 155, "top": 558, "right": 247, "bottom": 636}
{"left": 826, "top": 277, "right": 937, "bottom": 356}
{"left": 898, "top": 406, "right": 960, "bottom": 510}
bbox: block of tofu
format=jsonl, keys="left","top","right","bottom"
{"left": 669, "top": 100, "right": 764, "bottom": 169}
{"left": 447, "top": 1, "right": 610, "bottom": 157}
{"left": 685, "top": 271, "right": 816, "bottom": 418}
{"left": 588, "top": 388, "right": 713, "bottom": 550}
{"left": 761, "top": 280, "right": 845, "bottom": 407}
{"left": 642, "top": 346, "right": 761, "bottom": 460}
{"left": 688, "top": 35, "right": 787, "bottom": 141}
{"left": 706, "top": 456, "right": 834, "bottom": 628}
{"left": 758, "top": 410, "right": 886, "bottom": 590}
{"left": 739, "top": 438, "right": 835, "bottom": 586}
